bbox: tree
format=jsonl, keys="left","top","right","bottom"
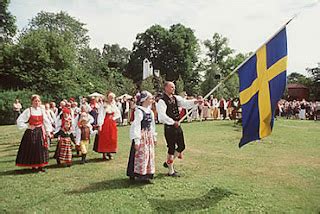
{"left": 126, "top": 24, "right": 199, "bottom": 88}
{"left": 287, "top": 72, "right": 312, "bottom": 85}
{"left": 102, "top": 44, "right": 131, "bottom": 72}
{"left": 201, "top": 33, "right": 249, "bottom": 98}
{"left": 0, "top": 0, "right": 17, "bottom": 42}
{"left": 26, "top": 11, "right": 90, "bottom": 49}
{"left": 126, "top": 25, "right": 169, "bottom": 82}
{"left": 203, "top": 33, "right": 233, "bottom": 67}
{"left": 307, "top": 64, "right": 320, "bottom": 100}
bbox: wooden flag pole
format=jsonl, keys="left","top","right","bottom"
{"left": 179, "top": 15, "right": 296, "bottom": 123}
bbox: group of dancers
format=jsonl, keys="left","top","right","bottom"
{"left": 15, "top": 81, "right": 201, "bottom": 182}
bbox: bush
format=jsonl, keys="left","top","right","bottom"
{"left": 0, "top": 89, "right": 58, "bottom": 125}
{"left": 0, "top": 89, "right": 35, "bottom": 125}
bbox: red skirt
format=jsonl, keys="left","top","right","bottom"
{"left": 95, "top": 114, "right": 118, "bottom": 153}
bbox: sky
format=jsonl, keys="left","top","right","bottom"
{"left": 8, "top": 0, "right": 320, "bottom": 76}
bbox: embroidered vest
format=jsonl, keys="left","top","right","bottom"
{"left": 139, "top": 108, "right": 152, "bottom": 131}
{"left": 161, "top": 94, "right": 180, "bottom": 121}
{"left": 81, "top": 126, "right": 90, "bottom": 140}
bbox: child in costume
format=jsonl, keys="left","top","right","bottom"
{"left": 75, "top": 112, "right": 97, "bottom": 164}
{"left": 54, "top": 119, "right": 75, "bottom": 167}
{"left": 127, "top": 91, "right": 157, "bottom": 182}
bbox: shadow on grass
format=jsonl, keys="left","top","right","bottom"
{"left": 0, "top": 147, "right": 19, "bottom": 153}
{"left": 0, "top": 168, "right": 40, "bottom": 176}
{"left": 148, "top": 187, "right": 234, "bottom": 213}
{"left": 0, "top": 159, "right": 15, "bottom": 163}
{"left": 67, "top": 178, "right": 147, "bottom": 194}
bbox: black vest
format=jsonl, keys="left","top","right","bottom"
{"left": 138, "top": 107, "right": 152, "bottom": 131}
{"left": 161, "top": 94, "right": 180, "bottom": 121}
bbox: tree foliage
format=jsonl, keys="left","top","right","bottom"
{"left": 201, "top": 33, "right": 248, "bottom": 99}
{"left": 126, "top": 24, "right": 199, "bottom": 94}
{"left": 102, "top": 44, "right": 131, "bottom": 72}
{"left": 307, "top": 64, "right": 320, "bottom": 100}
{"left": 26, "top": 11, "right": 90, "bottom": 49}
{"left": 0, "top": 0, "right": 17, "bottom": 42}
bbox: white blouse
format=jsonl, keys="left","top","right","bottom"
{"left": 130, "top": 106, "right": 157, "bottom": 145}
{"left": 156, "top": 95, "right": 197, "bottom": 125}
{"left": 97, "top": 102, "right": 121, "bottom": 126}
{"left": 16, "top": 107, "right": 53, "bottom": 133}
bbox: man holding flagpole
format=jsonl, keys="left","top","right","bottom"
{"left": 157, "top": 81, "right": 201, "bottom": 177}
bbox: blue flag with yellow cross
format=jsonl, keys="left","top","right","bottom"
{"left": 238, "top": 27, "right": 287, "bottom": 148}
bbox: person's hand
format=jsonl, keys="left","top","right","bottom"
{"left": 134, "top": 144, "right": 140, "bottom": 151}
{"left": 195, "top": 99, "right": 203, "bottom": 105}
{"left": 154, "top": 141, "right": 157, "bottom": 146}
{"left": 29, "top": 125, "right": 35, "bottom": 130}
{"left": 174, "top": 121, "right": 179, "bottom": 128}
{"left": 98, "top": 126, "right": 102, "bottom": 132}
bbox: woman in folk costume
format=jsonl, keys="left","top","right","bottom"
{"left": 53, "top": 119, "right": 75, "bottom": 167}
{"left": 75, "top": 112, "right": 97, "bottom": 164}
{"left": 93, "top": 91, "right": 121, "bottom": 160}
{"left": 127, "top": 91, "right": 157, "bottom": 182}
{"left": 16, "top": 95, "right": 53, "bottom": 172}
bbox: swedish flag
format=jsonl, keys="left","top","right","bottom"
{"left": 238, "top": 27, "right": 287, "bottom": 147}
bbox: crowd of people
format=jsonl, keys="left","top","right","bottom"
{"left": 276, "top": 99, "right": 320, "bottom": 120}
{"left": 13, "top": 84, "right": 319, "bottom": 182}
{"left": 14, "top": 82, "right": 201, "bottom": 182}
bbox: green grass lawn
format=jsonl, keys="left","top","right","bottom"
{"left": 0, "top": 119, "right": 319, "bottom": 213}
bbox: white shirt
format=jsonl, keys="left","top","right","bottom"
{"left": 97, "top": 102, "right": 121, "bottom": 126}
{"left": 156, "top": 95, "right": 197, "bottom": 125}
{"left": 17, "top": 107, "right": 53, "bottom": 133}
{"left": 129, "top": 106, "right": 157, "bottom": 145}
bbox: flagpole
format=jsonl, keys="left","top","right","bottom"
{"left": 179, "top": 15, "right": 297, "bottom": 123}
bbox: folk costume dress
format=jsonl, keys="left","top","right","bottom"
{"left": 93, "top": 102, "right": 121, "bottom": 153}
{"left": 127, "top": 106, "right": 157, "bottom": 179}
{"left": 16, "top": 107, "right": 53, "bottom": 168}
{"left": 53, "top": 128, "right": 75, "bottom": 164}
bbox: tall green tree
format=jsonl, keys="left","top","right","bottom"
{"left": 307, "top": 64, "right": 320, "bottom": 100}
{"left": 102, "top": 44, "right": 131, "bottom": 72}
{"left": 126, "top": 24, "right": 199, "bottom": 92}
{"left": 26, "top": 11, "right": 90, "bottom": 49}
{"left": 201, "top": 33, "right": 248, "bottom": 98}
{"left": 0, "top": 0, "right": 17, "bottom": 42}
{"left": 126, "top": 25, "right": 168, "bottom": 82}
{"left": 203, "top": 33, "right": 233, "bottom": 68}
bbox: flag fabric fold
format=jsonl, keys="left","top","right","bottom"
{"left": 238, "top": 27, "right": 288, "bottom": 147}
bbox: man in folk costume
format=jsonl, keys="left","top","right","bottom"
{"left": 157, "top": 81, "right": 202, "bottom": 177}
{"left": 127, "top": 91, "right": 157, "bottom": 182}
{"left": 75, "top": 112, "right": 97, "bottom": 164}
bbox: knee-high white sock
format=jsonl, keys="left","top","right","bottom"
{"left": 168, "top": 162, "right": 175, "bottom": 174}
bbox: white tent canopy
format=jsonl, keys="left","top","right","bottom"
{"left": 117, "top": 94, "right": 133, "bottom": 99}
{"left": 88, "top": 92, "right": 104, "bottom": 97}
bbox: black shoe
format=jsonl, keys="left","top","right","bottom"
{"left": 163, "top": 162, "right": 168, "bottom": 168}
{"left": 81, "top": 154, "right": 87, "bottom": 164}
{"left": 167, "top": 172, "right": 180, "bottom": 177}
